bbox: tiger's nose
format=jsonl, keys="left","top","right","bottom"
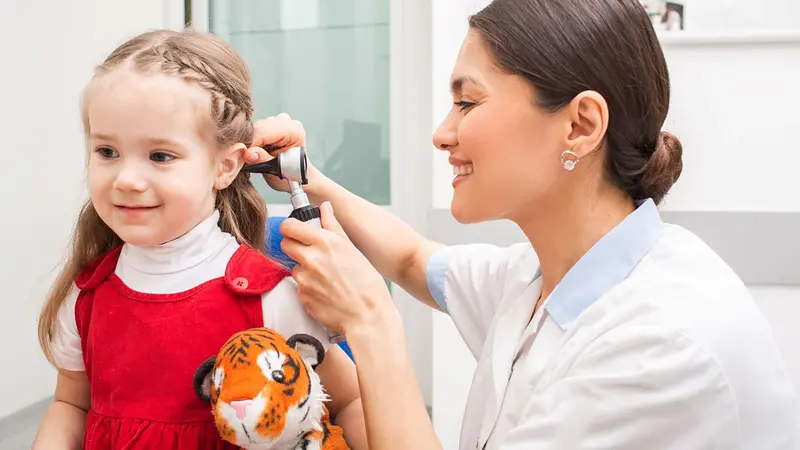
{"left": 230, "top": 399, "right": 253, "bottom": 420}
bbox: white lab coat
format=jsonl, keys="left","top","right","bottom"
{"left": 426, "top": 199, "right": 800, "bottom": 449}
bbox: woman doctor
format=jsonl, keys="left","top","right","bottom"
{"left": 247, "top": 0, "right": 800, "bottom": 448}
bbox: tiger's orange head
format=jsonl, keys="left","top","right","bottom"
{"left": 194, "top": 328, "right": 328, "bottom": 449}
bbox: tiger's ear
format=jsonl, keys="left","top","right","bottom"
{"left": 193, "top": 356, "right": 217, "bottom": 404}
{"left": 286, "top": 334, "right": 325, "bottom": 369}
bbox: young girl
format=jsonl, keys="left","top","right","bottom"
{"left": 32, "top": 29, "right": 366, "bottom": 449}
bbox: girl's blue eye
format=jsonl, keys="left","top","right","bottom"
{"left": 96, "top": 147, "right": 118, "bottom": 159}
{"left": 150, "top": 152, "right": 175, "bottom": 163}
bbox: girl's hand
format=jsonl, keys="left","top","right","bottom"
{"left": 279, "top": 202, "right": 398, "bottom": 336}
{"left": 246, "top": 113, "right": 309, "bottom": 192}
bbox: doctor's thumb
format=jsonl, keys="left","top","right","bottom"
{"left": 319, "top": 202, "right": 346, "bottom": 238}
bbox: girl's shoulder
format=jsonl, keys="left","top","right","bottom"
{"left": 222, "top": 244, "right": 292, "bottom": 295}
{"left": 74, "top": 245, "right": 124, "bottom": 290}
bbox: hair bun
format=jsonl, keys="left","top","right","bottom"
{"left": 638, "top": 130, "right": 683, "bottom": 204}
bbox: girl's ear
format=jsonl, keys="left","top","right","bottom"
{"left": 214, "top": 143, "right": 247, "bottom": 190}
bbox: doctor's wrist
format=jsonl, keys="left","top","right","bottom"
{"left": 303, "top": 165, "right": 334, "bottom": 203}
{"left": 344, "top": 302, "right": 403, "bottom": 346}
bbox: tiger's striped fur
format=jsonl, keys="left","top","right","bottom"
{"left": 194, "top": 328, "right": 349, "bottom": 450}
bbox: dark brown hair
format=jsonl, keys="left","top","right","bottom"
{"left": 470, "top": 0, "right": 683, "bottom": 204}
{"left": 39, "top": 29, "right": 267, "bottom": 365}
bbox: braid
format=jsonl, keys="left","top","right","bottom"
{"left": 130, "top": 37, "right": 255, "bottom": 146}
{"left": 158, "top": 47, "right": 252, "bottom": 119}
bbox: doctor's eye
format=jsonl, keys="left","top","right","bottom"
{"left": 454, "top": 100, "right": 476, "bottom": 112}
{"left": 95, "top": 146, "right": 118, "bottom": 159}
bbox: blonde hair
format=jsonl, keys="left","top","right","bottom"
{"left": 38, "top": 29, "right": 268, "bottom": 365}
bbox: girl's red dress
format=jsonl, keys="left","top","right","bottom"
{"left": 73, "top": 244, "right": 289, "bottom": 449}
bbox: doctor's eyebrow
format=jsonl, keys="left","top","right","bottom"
{"left": 450, "top": 76, "right": 485, "bottom": 94}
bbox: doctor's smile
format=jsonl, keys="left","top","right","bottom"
{"left": 450, "top": 156, "right": 474, "bottom": 188}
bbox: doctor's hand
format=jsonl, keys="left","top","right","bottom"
{"left": 245, "top": 113, "right": 315, "bottom": 193}
{"left": 279, "top": 202, "right": 399, "bottom": 336}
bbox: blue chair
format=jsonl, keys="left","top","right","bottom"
{"left": 266, "top": 217, "right": 354, "bottom": 361}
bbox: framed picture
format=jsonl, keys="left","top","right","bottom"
{"left": 640, "top": 0, "right": 685, "bottom": 31}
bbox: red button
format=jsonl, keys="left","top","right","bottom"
{"left": 232, "top": 277, "right": 249, "bottom": 290}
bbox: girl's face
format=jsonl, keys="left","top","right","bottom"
{"left": 433, "top": 30, "right": 571, "bottom": 224}
{"left": 85, "top": 71, "right": 242, "bottom": 246}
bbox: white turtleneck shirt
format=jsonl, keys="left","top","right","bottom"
{"left": 51, "top": 211, "right": 332, "bottom": 371}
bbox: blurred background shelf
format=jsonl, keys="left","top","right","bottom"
{"left": 659, "top": 29, "right": 800, "bottom": 45}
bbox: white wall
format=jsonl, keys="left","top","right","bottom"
{"left": 681, "top": 0, "right": 800, "bottom": 31}
{"left": 427, "top": 2, "right": 800, "bottom": 447}
{"left": 0, "top": 0, "right": 180, "bottom": 421}
{"left": 659, "top": 41, "right": 800, "bottom": 212}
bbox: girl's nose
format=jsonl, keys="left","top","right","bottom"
{"left": 113, "top": 166, "right": 147, "bottom": 192}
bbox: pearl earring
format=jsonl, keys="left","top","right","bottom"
{"left": 561, "top": 150, "right": 579, "bottom": 171}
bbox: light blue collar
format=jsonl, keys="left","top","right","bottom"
{"left": 542, "top": 198, "right": 663, "bottom": 331}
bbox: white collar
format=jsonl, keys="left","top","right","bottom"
{"left": 119, "top": 210, "right": 234, "bottom": 275}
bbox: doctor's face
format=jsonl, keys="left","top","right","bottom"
{"left": 433, "top": 30, "right": 568, "bottom": 224}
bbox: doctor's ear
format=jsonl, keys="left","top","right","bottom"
{"left": 564, "top": 90, "right": 609, "bottom": 159}
{"left": 214, "top": 143, "right": 247, "bottom": 190}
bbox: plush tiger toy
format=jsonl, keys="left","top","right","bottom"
{"left": 193, "top": 328, "right": 350, "bottom": 450}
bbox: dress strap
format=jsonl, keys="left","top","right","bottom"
{"left": 224, "top": 245, "right": 291, "bottom": 295}
{"left": 75, "top": 246, "right": 124, "bottom": 290}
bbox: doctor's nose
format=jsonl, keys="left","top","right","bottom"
{"left": 433, "top": 115, "right": 458, "bottom": 152}
{"left": 113, "top": 165, "right": 148, "bottom": 192}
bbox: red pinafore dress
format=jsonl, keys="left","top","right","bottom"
{"left": 74, "top": 244, "right": 290, "bottom": 449}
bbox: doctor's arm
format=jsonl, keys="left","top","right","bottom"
{"left": 278, "top": 208, "right": 442, "bottom": 450}
{"left": 303, "top": 170, "right": 444, "bottom": 309}
{"left": 498, "top": 324, "right": 736, "bottom": 449}
{"left": 347, "top": 311, "right": 443, "bottom": 450}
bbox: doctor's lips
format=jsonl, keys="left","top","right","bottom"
{"left": 450, "top": 156, "right": 474, "bottom": 176}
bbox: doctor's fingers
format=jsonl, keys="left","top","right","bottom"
{"left": 291, "top": 265, "right": 351, "bottom": 324}
{"left": 248, "top": 114, "right": 306, "bottom": 159}
{"left": 291, "top": 264, "right": 327, "bottom": 301}
{"left": 280, "top": 218, "right": 337, "bottom": 248}
{"left": 291, "top": 268, "right": 331, "bottom": 326}
{"left": 291, "top": 264, "right": 377, "bottom": 334}
{"left": 245, "top": 146, "right": 273, "bottom": 164}
{"left": 280, "top": 236, "right": 313, "bottom": 267}
{"left": 280, "top": 237, "right": 334, "bottom": 274}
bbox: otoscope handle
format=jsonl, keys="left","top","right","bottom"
{"left": 288, "top": 205, "right": 321, "bottom": 228}
{"left": 290, "top": 204, "right": 346, "bottom": 344}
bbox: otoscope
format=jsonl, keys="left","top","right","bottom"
{"left": 242, "top": 146, "right": 345, "bottom": 344}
